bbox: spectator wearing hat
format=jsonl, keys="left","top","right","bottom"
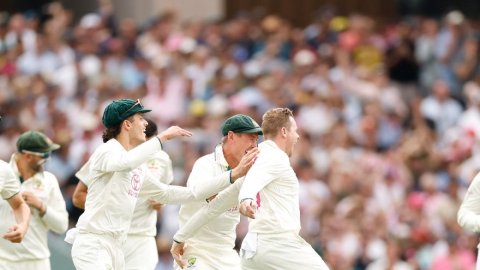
{"left": 171, "top": 114, "right": 261, "bottom": 270}
{"left": 0, "top": 130, "right": 67, "bottom": 270}
{"left": 70, "top": 98, "right": 194, "bottom": 270}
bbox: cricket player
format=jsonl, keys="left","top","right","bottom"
{"left": 458, "top": 172, "right": 480, "bottom": 270}
{"left": 0, "top": 131, "right": 68, "bottom": 270}
{"left": 70, "top": 98, "right": 193, "bottom": 270}
{"left": 172, "top": 114, "right": 261, "bottom": 270}
{"left": 0, "top": 162, "right": 30, "bottom": 245}
{"left": 0, "top": 115, "right": 30, "bottom": 247}
{"left": 171, "top": 108, "right": 329, "bottom": 270}
{"left": 72, "top": 118, "right": 174, "bottom": 270}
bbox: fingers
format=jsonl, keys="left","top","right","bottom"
{"left": 3, "top": 225, "right": 23, "bottom": 243}
{"left": 160, "top": 126, "right": 193, "bottom": 141}
{"left": 170, "top": 242, "right": 186, "bottom": 269}
{"left": 148, "top": 200, "right": 163, "bottom": 210}
{"left": 21, "top": 192, "right": 40, "bottom": 208}
{"left": 239, "top": 149, "right": 259, "bottom": 168}
{"left": 240, "top": 200, "right": 257, "bottom": 219}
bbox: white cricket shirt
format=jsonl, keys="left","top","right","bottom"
{"left": 76, "top": 138, "right": 194, "bottom": 241}
{"left": 0, "top": 160, "right": 19, "bottom": 200}
{"left": 75, "top": 138, "right": 163, "bottom": 240}
{"left": 178, "top": 144, "right": 240, "bottom": 249}
{"left": 238, "top": 140, "right": 301, "bottom": 234}
{"left": 458, "top": 171, "right": 480, "bottom": 237}
{"left": 129, "top": 150, "right": 173, "bottom": 236}
{"left": 0, "top": 156, "right": 68, "bottom": 261}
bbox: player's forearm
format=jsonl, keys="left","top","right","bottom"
{"left": 238, "top": 179, "right": 265, "bottom": 203}
{"left": 97, "top": 138, "right": 162, "bottom": 172}
{"left": 190, "top": 171, "right": 231, "bottom": 200}
{"left": 13, "top": 200, "right": 30, "bottom": 230}
{"left": 42, "top": 205, "right": 69, "bottom": 234}
{"left": 147, "top": 184, "right": 195, "bottom": 204}
{"left": 175, "top": 181, "right": 241, "bottom": 242}
{"left": 457, "top": 208, "right": 480, "bottom": 232}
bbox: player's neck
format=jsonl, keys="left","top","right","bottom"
{"left": 116, "top": 132, "right": 133, "bottom": 150}
{"left": 270, "top": 137, "right": 287, "bottom": 155}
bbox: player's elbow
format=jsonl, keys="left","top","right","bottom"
{"left": 457, "top": 207, "right": 471, "bottom": 228}
{"left": 72, "top": 193, "right": 85, "bottom": 209}
{"left": 457, "top": 208, "right": 478, "bottom": 232}
{"left": 52, "top": 219, "right": 69, "bottom": 234}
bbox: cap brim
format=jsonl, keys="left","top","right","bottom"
{"left": 48, "top": 143, "right": 61, "bottom": 151}
{"left": 125, "top": 108, "right": 152, "bottom": 119}
{"left": 138, "top": 109, "right": 152, "bottom": 114}
{"left": 239, "top": 127, "right": 263, "bottom": 135}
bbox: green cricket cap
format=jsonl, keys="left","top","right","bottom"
{"left": 17, "top": 131, "right": 60, "bottom": 155}
{"left": 102, "top": 98, "right": 152, "bottom": 128}
{"left": 221, "top": 114, "right": 263, "bottom": 136}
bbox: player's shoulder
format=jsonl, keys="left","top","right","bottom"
{"left": 155, "top": 150, "right": 172, "bottom": 162}
{"left": 0, "top": 160, "right": 10, "bottom": 169}
{"left": 42, "top": 171, "right": 61, "bottom": 184}
{"left": 195, "top": 152, "right": 216, "bottom": 165}
{"left": 0, "top": 160, "right": 15, "bottom": 177}
{"left": 258, "top": 141, "right": 288, "bottom": 163}
{"left": 92, "top": 139, "right": 122, "bottom": 157}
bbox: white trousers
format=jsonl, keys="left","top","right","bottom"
{"left": 0, "top": 258, "right": 50, "bottom": 270}
{"left": 241, "top": 232, "right": 330, "bottom": 270}
{"left": 173, "top": 244, "right": 241, "bottom": 270}
{"left": 71, "top": 233, "right": 125, "bottom": 270}
{"left": 123, "top": 235, "right": 158, "bottom": 270}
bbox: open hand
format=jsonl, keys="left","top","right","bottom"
{"left": 158, "top": 126, "right": 192, "bottom": 142}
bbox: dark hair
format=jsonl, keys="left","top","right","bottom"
{"left": 145, "top": 118, "right": 158, "bottom": 139}
{"left": 102, "top": 125, "right": 122, "bottom": 143}
{"left": 102, "top": 115, "right": 135, "bottom": 142}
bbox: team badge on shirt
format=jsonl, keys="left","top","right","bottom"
{"left": 186, "top": 257, "right": 197, "bottom": 268}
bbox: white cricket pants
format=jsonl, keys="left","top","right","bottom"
{"left": 173, "top": 244, "right": 241, "bottom": 270}
{"left": 241, "top": 232, "right": 330, "bottom": 270}
{"left": 71, "top": 232, "right": 125, "bottom": 270}
{"left": 123, "top": 235, "right": 158, "bottom": 270}
{"left": 0, "top": 258, "right": 50, "bottom": 270}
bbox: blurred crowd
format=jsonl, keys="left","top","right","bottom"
{"left": 1, "top": 1, "right": 480, "bottom": 269}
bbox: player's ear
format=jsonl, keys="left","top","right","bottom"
{"left": 122, "top": 119, "right": 132, "bottom": 130}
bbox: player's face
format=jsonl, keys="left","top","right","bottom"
{"left": 24, "top": 153, "right": 48, "bottom": 173}
{"left": 284, "top": 117, "right": 299, "bottom": 157}
{"left": 235, "top": 133, "right": 259, "bottom": 156}
{"left": 128, "top": 113, "right": 148, "bottom": 145}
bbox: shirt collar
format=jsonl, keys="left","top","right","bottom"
{"left": 261, "top": 139, "right": 281, "bottom": 150}
{"left": 213, "top": 143, "right": 229, "bottom": 169}
{"left": 9, "top": 154, "right": 20, "bottom": 178}
{"left": 9, "top": 153, "right": 44, "bottom": 182}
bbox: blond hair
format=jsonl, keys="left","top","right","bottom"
{"left": 261, "top": 108, "right": 293, "bottom": 138}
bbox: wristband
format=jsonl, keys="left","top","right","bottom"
{"left": 240, "top": 198, "right": 254, "bottom": 204}
{"left": 173, "top": 238, "right": 183, "bottom": 244}
{"left": 156, "top": 136, "right": 163, "bottom": 149}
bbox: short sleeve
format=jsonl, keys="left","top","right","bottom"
{"left": 0, "top": 162, "right": 20, "bottom": 200}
